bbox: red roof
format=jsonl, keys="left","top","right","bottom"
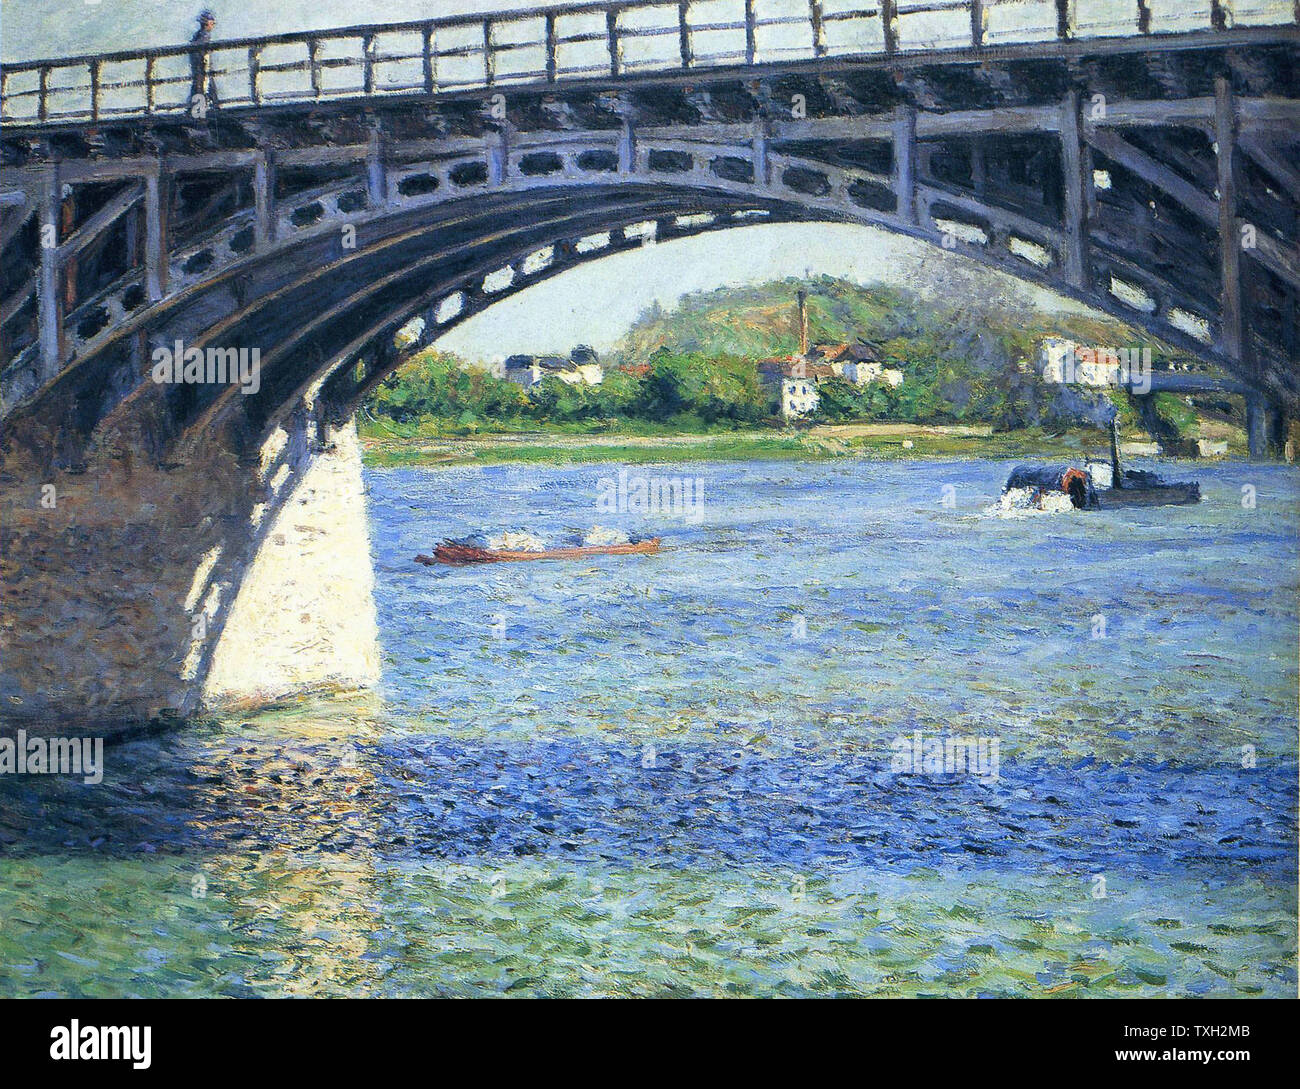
{"left": 817, "top": 341, "right": 882, "bottom": 363}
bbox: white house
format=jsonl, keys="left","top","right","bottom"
{"left": 818, "top": 341, "right": 903, "bottom": 388}
{"left": 842, "top": 359, "right": 904, "bottom": 387}
{"left": 780, "top": 376, "right": 820, "bottom": 419}
{"left": 567, "top": 345, "right": 604, "bottom": 386}
{"left": 759, "top": 359, "right": 833, "bottom": 419}
{"left": 504, "top": 346, "right": 604, "bottom": 389}
{"left": 756, "top": 295, "right": 903, "bottom": 419}
{"left": 503, "top": 355, "right": 548, "bottom": 388}
{"left": 1039, "top": 337, "right": 1150, "bottom": 388}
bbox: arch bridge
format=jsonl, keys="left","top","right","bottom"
{"left": 1, "top": 0, "right": 1297, "bottom": 726}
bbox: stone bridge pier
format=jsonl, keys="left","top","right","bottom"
{"left": 0, "top": 406, "right": 380, "bottom": 731}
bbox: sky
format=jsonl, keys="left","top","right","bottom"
{"left": 5, "top": 1, "right": 659, "bottom": 60}
{"left": 3, "top": 0, "right": 1109, "bottom": 361}
{"left": 434, "top": 222, "right": 1096, "bottom": 360}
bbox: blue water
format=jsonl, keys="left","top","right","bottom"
{"left": 1, "top": 456, "right": 1296, "bottom": 996}
{"left": 363, "top": 458, "right": 1298, "bottom": 873}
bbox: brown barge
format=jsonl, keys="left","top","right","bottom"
{"left": 417, "top": 538, "right": 661, "bottom": 565}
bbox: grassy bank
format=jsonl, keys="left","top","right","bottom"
{"left": 360, "top": 422, "right": 1128, "bottom": 468}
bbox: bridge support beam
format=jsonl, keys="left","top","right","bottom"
{"left": 143, "top": 162, "right": 167, "bottom": 301}
{"left": 1215, "top": 76, "right": 1243, "bottom": 366}
{"left": 1245, "top": 393, "right": 1272, "bottom": 460}
{"left": 366, "top": 120, "right": 387, "bottom": 206}
{"left": 254, "top": 149, "right": 276, "bottom": 249}
{"left": 618, "top": 115, "right": 635, "bottom": 175}
{"left": 36, "top": 165, "right": 62, "bottom": 380}
{"left": 0, "top": 411, "right": 380, "bottom": 731}
{"left": 487, "top": 127, "right": 507, "bottom": 186}
{"left": 752, "top": 116, "right": 769, "bottom": 185}
{"left": 892, "top": 105, "right": 917, "bottom": 225}
{"left": 1060, "top": 88, "right": 1090, "bottom": 290}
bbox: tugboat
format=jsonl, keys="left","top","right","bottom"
{"left": 1002, "top": 419, "right": 1199, "bottom": 510}
{"left": 1002, "top": 464, "right": 1099, "bottom": 509}
{"left": 1094, "top": 418, "right": 1200, "bottom": 507}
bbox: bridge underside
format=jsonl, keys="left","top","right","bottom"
{"left": 4, "top": 31, "right": 1299, "bottom": 454}
{"left": 1, "top": 26, "right": 1297, "bottom": 726}
{"left": 3, "top": 183, "right": 792, "bottom": 473}
{"left": 0, "top": 182, "right": 782, "bottom": 727}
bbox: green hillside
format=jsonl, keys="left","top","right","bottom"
{"left": 615, "top": 274, "right": 1158, "bottom": 369}
{"left": 363, "top": 275, "right": 1245, "bottom": 446}
{"left": 613, "top": 277, "right": 903, "bottom": 362}
{"left": 612, "top": 275, "right": 1206, "bottom": 432}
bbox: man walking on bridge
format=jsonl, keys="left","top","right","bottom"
{"left": 189, "top": 10, "right": 220, "bottom": 113}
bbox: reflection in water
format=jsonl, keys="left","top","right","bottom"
{"left": 1, "top": 459, "right": 1296, "bottom": 996}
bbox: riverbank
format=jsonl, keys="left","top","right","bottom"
{"left": 360, "top": 422, "right": 1146, "bottom": 468}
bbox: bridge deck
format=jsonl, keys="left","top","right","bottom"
{"left": 3, "top": 0, "right": 1297, "bottom": 128}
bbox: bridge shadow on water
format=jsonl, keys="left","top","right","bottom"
{"left": 1, "top": 718, "right": 1294, "bottom": 888}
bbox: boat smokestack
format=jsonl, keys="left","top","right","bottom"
{"left": 1110, "top": 416, "right": 1124, "bottom": 489}
{"left": 796, "top": 289, "right": 808, "bottom": 357}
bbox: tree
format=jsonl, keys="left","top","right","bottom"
{"left": 365, "top": 349, "right": 528, "bottom": 426}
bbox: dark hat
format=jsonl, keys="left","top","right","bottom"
{"left": 198, "top": 9, "right": 216, "bottom": 21}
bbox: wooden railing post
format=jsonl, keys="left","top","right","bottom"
{"left": 89, "top": 60, "right": 101, "bottom": 121}
{"left": 745, "top": 0, "right": 757, "bottom": 65}
{"left": 308, "top": 38, "right": 322, "bottom": 98}
{"left": 679, "top": 2, "right": 693, "bottom": 69}
{"left": 422, "top": 25, "right": 436, "bottom": 94}
{"left": 1136, "top": 0, "right": 1152, "bottom": 33}
{"left": 144, "top": 55, "right": 156, "bottom": 114}
{"left": 1056, "top": 0, "right": 1075, "bottom": 39}
{"left": 38, "top": 66, "right": 49, "bottom": 122}
{"left": 362, "top": 33, "right": 376, "bottom": 95}
{"left": 248, "top": 46, "right": 262, "bottom": 106}
{"left": 971, "top": 0, "right": 985, "bottom": 48}
{"left": 810, "top": 1, "right": 827, "bottom": 57}
{"left": 606, "top": 9, "right": 620, "bottom": 78}
{"left": 483, "top": 19, "right": 495, "bottom": 86}
{"left": 546, "top": 13, "right": 558, "bottom": 81}
{"left": 882, "top": 0, "right": 898, "bottom": 54}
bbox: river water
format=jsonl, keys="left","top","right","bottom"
{"left": 1, "top": 457, "right": 1296, "bottom": 997}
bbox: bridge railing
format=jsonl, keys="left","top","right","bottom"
{"left": 1, "top": 0, "right": 1293, "bottom": 125}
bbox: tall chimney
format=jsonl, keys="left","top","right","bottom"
{"left": 1110, "top": 415, "right": 1124, "bottom": 488}
{"left": 796, "top": 289, "right": 808, "bottom": 357}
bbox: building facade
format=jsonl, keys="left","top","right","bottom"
{"left": 504, "top": 346, "right": 604, "bottom": 388}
